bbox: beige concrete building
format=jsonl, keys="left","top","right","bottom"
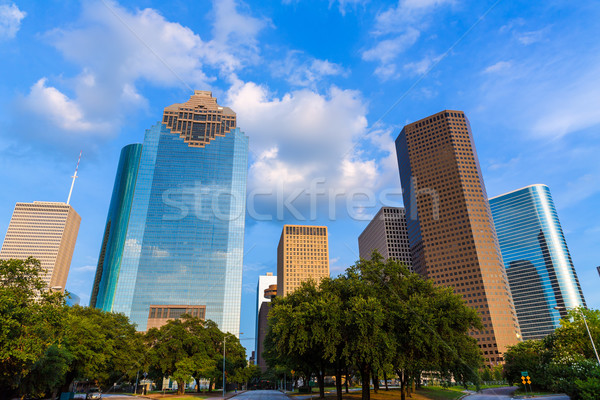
{"left": 395, "top": 110, "right": 521, "bottom": 365}
{"left": 146, "top": 305, "right": 206, "bottom": 330}
{"left": 358, "top": 207, "right": 412, "bottom": 269}
{"left": 0, "top": 201, "right": 81, "bottom": 291}
{"left": 277, "top": 225, "right": 329, "bottom": 297}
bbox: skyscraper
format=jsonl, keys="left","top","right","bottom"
{"left": 256, "top": 282, "right": 277, "bottom": 371}
{"left": 91, "top": 91, "right": 248, "bottom": 333}
{"left": 395, "top": 110, "right": 520, "bottom": 364}
{"left": 277, "top": 225, "right": 329, "bottom": 297}
{"left": 358, "top": 207, "right": 412, "bottom": 269}
{"left": 255, "top": 273, "right": 277, "bottom": 357}
{"left": 489, "top": 184, "right": 586, "bottom": 340}
{"left": 0, "top": 201, "right": 81, "bottom": 292}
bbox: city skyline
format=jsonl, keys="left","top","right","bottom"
{"left": 1, "top": 0, "right": 599, "bottom": 357}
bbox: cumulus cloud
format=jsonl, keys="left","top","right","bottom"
{"left": 0, "top": 3, "right": 25, "bottom": 40}
{"left": 362, "top": 0, "right": 454, "bottom": 79}
{"left": 21, "top": 78, "right": 111, "bottom": 134}
{"left": 227, "top": 80, "right": 385, "bottom": 217}
{"left": 17, "top": 0, "right": 268, "bottom": 145}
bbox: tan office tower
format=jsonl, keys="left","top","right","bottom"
{"left": 395, "top": 110, "right": 520, "bottom": 365}
{"left": 0, "top": 201, "right": 81, "bottom": 292}
{"left": 358, "top": 207, "right": 412, "bottom": 269}
{"left": 277, "top": 225, "right": 329, "bottom": 297}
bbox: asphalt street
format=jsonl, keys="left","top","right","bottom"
{"left": 464, "top": 386, "right": 569, "bottom": 400}
{"left": 231, "top": 390, "right": 289, "bottom": 400}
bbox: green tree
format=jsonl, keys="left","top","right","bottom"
{"left": 59, "top": 306, "right": 144, "bottom": 391}
{"left": 0, "top": 258, "right": 67, "bottom": 400}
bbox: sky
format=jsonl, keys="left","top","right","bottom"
{"left": 1, "top": 0, "right": 599, "bottom": 356}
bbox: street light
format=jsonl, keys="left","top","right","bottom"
{"left": 223, "top": 332, "right": 243, "bottom": 398}
{"left": 555, "top": 306, "right": 600, "bottom": 366}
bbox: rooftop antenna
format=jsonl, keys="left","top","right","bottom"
{"left": 67, "top": 151, "right": 82, "bottom": 205}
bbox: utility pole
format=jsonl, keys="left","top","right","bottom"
{"left": 223, "top": 335, "right": 227, "bottom": 398}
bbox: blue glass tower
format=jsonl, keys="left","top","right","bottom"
{"left": 91, "top": 91, "right": 248, "bottom": 333}
{"left": 489, "top": 184, "right": 586, "bottom": 340}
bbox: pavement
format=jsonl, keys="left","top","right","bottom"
{"left": 463, "top": 386, "right": 570, "bottom": 400}
{"left": 229, "top": 390, "right": 289, "bottom": 400}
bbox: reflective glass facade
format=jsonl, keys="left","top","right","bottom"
{"left": 91, "top": 92, "right": 248, "bottom": 333}
{"left": 489, "top": 184, "right": 586, "bottom": 340}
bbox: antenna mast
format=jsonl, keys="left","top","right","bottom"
{"left": 67, "top": 151, "right": 82, "bottom": 205}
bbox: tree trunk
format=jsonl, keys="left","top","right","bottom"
{"left": 335, "top": 368, "right": 343, "bottom": 400}
{"left": 177, "top": 379, "right": 186, "bottom": 395}
{"left": 397, "top": 369, "right": 405, "bottom": 400}
{"left": 383, "top": 370, "right": 389, "bottom": 391}
{"left": 196, "top": 377, "right": 202, "bottom": 393}
{"left": 373, "top": 372, "right": 379, "bottom": 393}
{"left": 345, "top": 368, "right": 350, "bottom": 394}
{"left": 208, "top": 378, "right": 213, "bottom": 392}
{"left": 360, "top": 363, "right": 371, "bottom": 400}
{"left": 317, "top": 371, "right": 325, "bottom": 399}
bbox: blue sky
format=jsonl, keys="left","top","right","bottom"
{"left": 1, "top": 0, "right": 599, "bottom": 356}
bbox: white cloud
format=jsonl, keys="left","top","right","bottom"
{"left": 271, "top": 51, "right": 347, "bottom": 87}
{"left": 517, "top": 28, "right": 548, "bottom": 45}
{"left": 18, "top": 0, "right": 268, "bottom": 143}
{"left": 483, "top": 60, "right": 512, "bottom": 74}
{"left": 0, "top": 3, "right": 26, "bottom": 40}
{"left": 362, "top": 29, "right": 420, "bottom": 63}
{"left": 363, "top": 0, "right": 453, "bottom": 79}
{"left": 281, "top": 0, "right": 369, "bottom": 16}
{"left": 227, "top": 80, "right": 382, "bottom": 204}
{"left": 74, "top": 265, "right": 97, "bottom": 272}
{"left": 22, "top": 78, "right": 110, "bottom": 133}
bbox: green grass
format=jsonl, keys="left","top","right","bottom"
{"left": 415, "top": 387, "right": 465, "bottom": 400}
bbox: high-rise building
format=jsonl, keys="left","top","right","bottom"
{"left": 255, "top": 273, "right": 277, "bottom": 360}
{"left": 597, "top": 266, "right": 600, "bottom": 278}
{"left": 256, "top": 283, "right": 277, "bottom": 371}
{"left": 0, "top": 201, "right": 81, "bottom": 292}
{"left": 395, "top": 110, "right": 520, "bottom": 365}
{"left": 489, "top": 184, "right": 586, "bottom": 340}
{"left": 358, "top": 207, "right": 412, "bottom": 269}
{"left": 277, "top": 225, "right": 329, "bottom": 297}
{"left": 90, "top": 91, "right": 248, "bottom": 333}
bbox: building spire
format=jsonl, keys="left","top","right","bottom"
{"left": 67, "top": 151, "right": 82, "bottom": 205}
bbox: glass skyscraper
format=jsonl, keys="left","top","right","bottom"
{"left": 489, "top": 184, "right": 586, "bottom": 340}
{"left": 91, "top": 91, "right": 248, "bottom": 333}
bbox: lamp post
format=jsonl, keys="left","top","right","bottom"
{"left": 555, "top": 306, "right": 600, "bottom": 366}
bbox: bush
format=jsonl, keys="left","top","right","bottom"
{"left": 574, "top": 377, "right": 600, "bottom": 400}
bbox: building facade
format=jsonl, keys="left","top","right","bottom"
{"left": 255, "top": 273, "right": 277, "bottom": 363}
{"left": 277, "top": 225, "right": 329, "bottom": 297}
{"left": 256, "top": 283, "right": 277, "bottom": 371}
{"left": 358, "top": 207, "right": 412, "bottom": 269}
{"left": 489, "top": 184, "right": 586, "bottom": 340}
{"left": 395, "top": 110, "right": 521, "bottom": 365}
{"left": 0, "top": 201, "right": 81, "bottom": 292}
{"left": 91, "top": 91, "right": 248, "bottom": 333}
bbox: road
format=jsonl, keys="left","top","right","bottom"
{"left": 464, "top": 386, "right": 569, "bottom": 400}
{"left": 231, "top": 390, "right": 289, "bottom": 400}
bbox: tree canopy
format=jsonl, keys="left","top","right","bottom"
{"left": 265, "top": 251, "right": 483, "bottom": 400}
